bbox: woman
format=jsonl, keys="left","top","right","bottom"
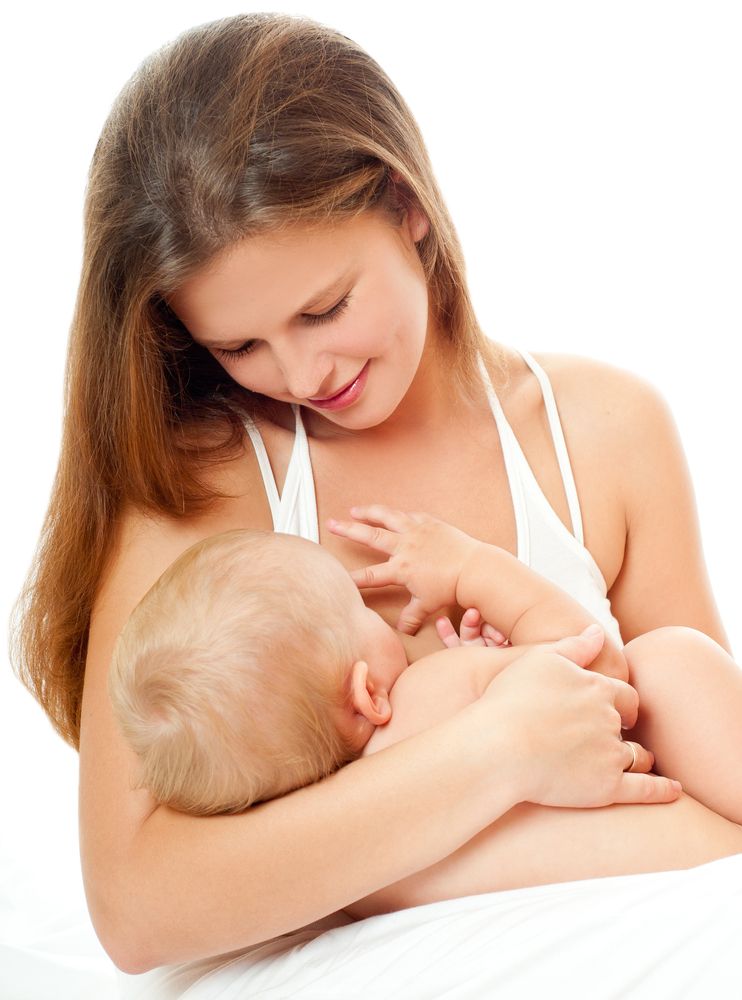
{"left": 12, "top": 13, "right": 739, "bottom": 975}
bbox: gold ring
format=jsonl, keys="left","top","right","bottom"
{"left": 623, "top": 740, "right": 639, "bottom": 773}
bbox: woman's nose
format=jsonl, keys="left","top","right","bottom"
{"left": 275, "top": 342, "right": 333, "bottom": 401}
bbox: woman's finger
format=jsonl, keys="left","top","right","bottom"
{"left": 552, "top": 626, "right": 605, "bottom": 668}
{"left": 622, "top": 739, "right": 654, "bottom": 774}
{"left": 327, "top": 518, "right": 398, "bottom": 554}
{"left": 607, "top": 676, "right": 640, "bottom": 731}
{"left": 613, "top": 772, "right": 682, "bottom": 805}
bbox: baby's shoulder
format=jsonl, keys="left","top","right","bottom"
{"left": 390, "top": 647, "right": 494, "bottom": 716}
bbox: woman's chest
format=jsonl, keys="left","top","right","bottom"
{"left": 251, "top": 377, "right": 626, "bottom": 644}
{"left": 311, "top": 421, "right": 518, "bottom": 559}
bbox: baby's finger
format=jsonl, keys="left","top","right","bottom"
{"left": 396, "top": 597, "right": 428, "bottom": 635}
{"left": 459, "top": 608, "right": 483, "bottom": 643}
{"left": 348, "top": 505, "right": 414, "bottom": 533}
{"left": 349, "top": 563, "right": 401, "bottom": 590}
{"left": 481, "top": 623, "right": 508, "bottom": 646}
{"left": 327, "top": 517, "right": 399, "bottom": 554}
{"left": 436, "top": 616, "right": 460, "bottom": 648}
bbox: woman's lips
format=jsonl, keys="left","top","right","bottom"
{"left": 308, "top": 362, "right": 370, "bottom": 411}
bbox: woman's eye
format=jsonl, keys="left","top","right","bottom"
{"left": 215, "top": 340, "right": 257, "bottom": 361}
{"left": 302, "top": 293, "right": 351, "bottom": 327}
{"left": 214, "top": 293, "right": 351, "bottom": 361}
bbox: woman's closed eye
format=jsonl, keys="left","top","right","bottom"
{"left": 214, "top": 293, "right": 352, "bottom": 361}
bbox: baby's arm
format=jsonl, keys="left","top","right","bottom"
{"left": 328, "top": 505, "right": 627, "bottom": 678}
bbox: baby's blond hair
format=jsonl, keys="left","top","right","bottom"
{"left": 109, "top": 530, "right": 361, "bottom": 814}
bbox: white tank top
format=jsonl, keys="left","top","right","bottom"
{"left": 243, "top": 347, "right": 624, "bottom": 648}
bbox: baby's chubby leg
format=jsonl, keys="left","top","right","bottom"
{"left": 625, "top": 626, "right": 742, "bottom": 824}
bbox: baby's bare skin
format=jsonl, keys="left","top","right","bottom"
{"left": 347, "top": 628, "right": 742, "bottom": 919}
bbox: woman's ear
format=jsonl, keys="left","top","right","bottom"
{"left": 407, "top": 203, "right": 430, "bottom": 244}
{"left": 350, "top": 661, "right": 392, "bottom": 726}
{"left": 388, "top": 169, "right": 429, "bottom": 244}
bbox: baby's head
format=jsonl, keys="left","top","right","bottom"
{"left": 109, "top": 530, "right": 407, "bottom": 814}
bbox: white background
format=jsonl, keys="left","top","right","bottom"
{"left": 1, "top": 0, "right": 740, "bottom": 963}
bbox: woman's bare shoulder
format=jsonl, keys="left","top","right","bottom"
{"left": 530, "top": 349, "right": 657, "bottom": 394}
{"left": 528, "top": 350, "right": 669, "bottom": 440}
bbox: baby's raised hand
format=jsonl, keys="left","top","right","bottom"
{"left": 327, "top": 504, "right": 479, "bottom": 634}
{"left": 436, "top": 608, "right": 509, "bottom": 649}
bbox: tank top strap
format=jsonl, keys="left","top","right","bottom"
{"left": 243, "top": 409, "right": 319, "bottom": 542}
{"left": 515, "top": 348, "right": 584, "bottom": 546}
{"left": 476, "top": 354, "right": 530, "bottom": 565}
{"left": 243, "top": 416, "right": 281, "bottom": 522}
{"left": 285, "top": 405, "right": 319, "bottom": 542}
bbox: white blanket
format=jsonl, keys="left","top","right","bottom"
{"left": 120, "top": 852, "right": 742, "bottom": 1000}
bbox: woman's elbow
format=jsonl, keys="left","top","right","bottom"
{"left": 84, "top": 866, "right": 167, "bottom": 974}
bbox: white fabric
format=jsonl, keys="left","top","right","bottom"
{"left": 244, "top": 404, "right": 319, "bottom": 542}
{"left": 479, "top": 349, "right": 624, "bottom": 648}
{"left": 0, "top": 857, "right": 118, "bottom": 1000}
{"left": 121, "top": 852, "right": 742, "bottom": 999}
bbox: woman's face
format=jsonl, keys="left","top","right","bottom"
{"left": 169, "top": 206, "right": 433, "bottom": 433}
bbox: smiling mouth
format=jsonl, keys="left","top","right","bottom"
{"left": 308, "top": 362, "right": 370, "bottom": 410}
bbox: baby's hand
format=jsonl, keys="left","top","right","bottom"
{"left": 327, "top": 504, "right": 479, "bottom": 634}
{"left": 436, "top": 609, "right": 509, "bottom": 649}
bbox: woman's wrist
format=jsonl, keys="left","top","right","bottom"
{"left": 428, "top": 695, "right": 527, "bottom": 822}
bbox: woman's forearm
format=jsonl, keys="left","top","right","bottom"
{"left": 348, "top": 793, "right": 742, "bottom": 919}
{"left": 85, "top": 645, "right": 683, "bottom": 973}
{"left": 85, "top": 697, "right": 522, "bottom": 973}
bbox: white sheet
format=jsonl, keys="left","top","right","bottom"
{"left": 120, "top": 852, "right": 742, "bottom": 1000}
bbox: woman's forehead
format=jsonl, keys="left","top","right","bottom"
{"left": 168, "top": 212, "right": 388, "bottom": 334}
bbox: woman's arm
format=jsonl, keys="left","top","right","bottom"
{"left": 603, "top": 369, "right": 732, "bottom": 653}
{"left": 79, "top": 494, "right": 677, "bottom": 974}
{"left": 79, "top": 503, "right": 522, "bottom": 970}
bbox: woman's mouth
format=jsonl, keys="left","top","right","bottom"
{"left": 308, "top": 362, "right": 370, "bottom": 411}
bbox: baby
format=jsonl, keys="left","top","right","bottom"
{"left": 109, "top": 505, "right": 742, "bottom": 833}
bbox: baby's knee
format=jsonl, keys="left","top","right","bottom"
{"left": 624, "top": 626, "right": 721, "bottom": 685}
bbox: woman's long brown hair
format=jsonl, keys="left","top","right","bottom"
{"left": 10, "top": 13, "right": 505, "bottom": 749}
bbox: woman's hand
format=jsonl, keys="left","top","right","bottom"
{"left": 482, "top": 629, "right": 679, "bottom": 808}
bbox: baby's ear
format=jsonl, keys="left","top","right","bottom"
{"left": 350, "top": 661, "right": 392, "bottom": 726}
